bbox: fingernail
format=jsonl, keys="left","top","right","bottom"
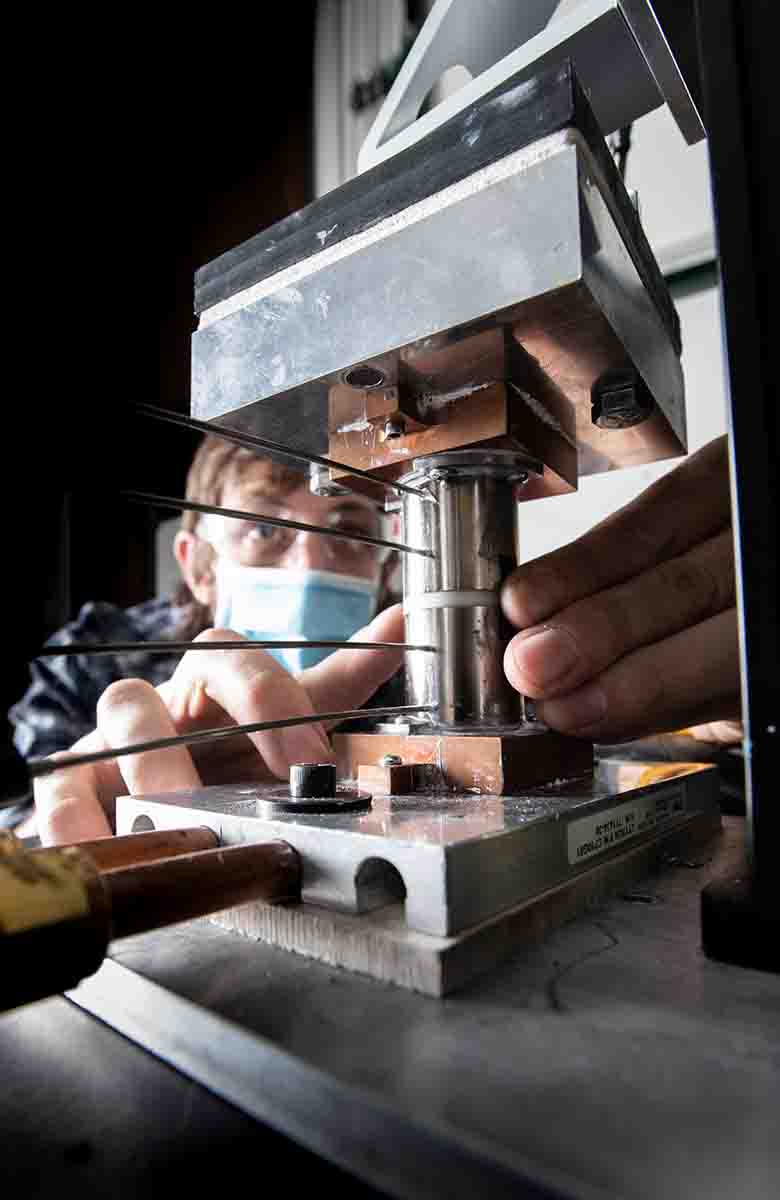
{"left": 538, "top": 683, "right": 607, "bottom": 732}
{"left": 510, "top": 627, "right": 580, "bottom": 690}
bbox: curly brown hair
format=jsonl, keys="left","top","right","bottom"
{"left": 171, "top": 436, "right": 304, "bottom": 639}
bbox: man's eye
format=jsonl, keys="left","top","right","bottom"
{"left": 246, "top": 522, "right": 279, "bottom": 541}
{"left": 331, "top": 517, "right": 378, "bottom": 538}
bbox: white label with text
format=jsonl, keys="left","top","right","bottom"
{"left": 567, "top": 787, "right": 685, "bottom": 866}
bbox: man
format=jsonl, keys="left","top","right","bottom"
{"left": 15, "top": 434, "right": 406, "bottom": 842}
{"left": 28, "top": 434, "right": 741, "bottom": 845}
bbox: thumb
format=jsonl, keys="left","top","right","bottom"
{"left": 301, "top": 604, "right": 406, "bottom": 721}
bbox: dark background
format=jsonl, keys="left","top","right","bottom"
{"left": 4, "top": 9, "right": 317, "bottom": 769}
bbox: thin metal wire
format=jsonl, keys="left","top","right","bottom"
{"left": 124, "top": 490, "right": 436, "bottom": 559}
{"left": 36, "top": 640, "right": 437, "bottom": 657}
{"left": 133, "top": 402, "right": 428, "bottom": 499}
{"left": 28, "top": 706, "right": 436, "bottom": 779}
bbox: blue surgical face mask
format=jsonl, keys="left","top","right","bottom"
{"left": 214, "top": 562, "right": 380, "bottom": 673}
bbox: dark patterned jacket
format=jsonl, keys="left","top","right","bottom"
{"left": 10, "top": 598, "right": 185, "bottom": 760}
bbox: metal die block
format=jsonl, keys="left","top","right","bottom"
{"left": 192, "top": 64, "right": 684, "bottom": 488}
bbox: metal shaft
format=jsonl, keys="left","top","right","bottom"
{"left": 401, "top": 452, "right": 533, "bottom": 730}
{"left": 436, "top": 471, "right": 522, "bottom": 728}
{"left": 401, "top": 485, "right": 440, "bottom": 715}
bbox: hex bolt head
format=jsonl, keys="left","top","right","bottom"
{"left": 591, "top": 368, "right": 654, "bottom": 430}
{"left": 289, "top": 762, "right": 337, "bottom": 799}
{"left": 383, "top": 418, "right": 406, "bottom": 440}
{"left": 309, "top": 463, "right": 350, "bottom": 498}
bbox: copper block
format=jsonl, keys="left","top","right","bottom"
{"left": 336, "top": 730, "right": 593, "bottom": 795}
{"left": 357, "top": 762, "right": 417, "bottom": 796}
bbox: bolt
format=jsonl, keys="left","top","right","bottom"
{"left": 309, "top": 463, "right": 350, "bottom": 498}
{"left": 384, "top": 417, "right": 405, "bottom": 440}
{"left": 289, "top": 762, "right": 337, "bottom": 799}
{"left": 380, "top": 754, "right": 403, "bottom": 767}
{"left": 591, "top": 368, "right": 654, "bottom": 430}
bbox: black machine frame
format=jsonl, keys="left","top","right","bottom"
{"left": 693, "top": 0, "right": 779, "bottom": 965}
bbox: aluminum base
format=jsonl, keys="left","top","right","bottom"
{"left": 211, "top": 805, "right": 720, "bottom": 995}
{"left": 117, "top": 762, "right": 719, "bottom": 946}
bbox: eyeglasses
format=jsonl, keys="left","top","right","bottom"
{"left": 198, "top": 506, "right": 390, "bottom": 569}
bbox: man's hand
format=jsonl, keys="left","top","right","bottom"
{"left": 34, "top": 605, "right": 406, "bottom": 845}
{"left": 501, "top": 436, "right": 740, "bottom": 742}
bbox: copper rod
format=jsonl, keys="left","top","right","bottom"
{"left": 123, "top": 489, "right": 435, "bottom": 559}
{"left": 66, "top": 827, "right": 219, "bottom": 872}
{"left": 133, "top": 401, "right": 427, "bottom": 499}
{"left": 104, "top": 840, "right": 300, "bottom": 939}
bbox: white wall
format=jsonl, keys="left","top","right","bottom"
{"left": 622, "top": 105, "right": 715, "bottom": 276}
{"left": 314, "top": 0, "right": 406, "bottom": 196}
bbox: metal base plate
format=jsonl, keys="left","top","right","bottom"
{"left": 117, "top": 762, "right": 720, "bottom": 942}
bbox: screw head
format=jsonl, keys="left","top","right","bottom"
{"left": 591, "top": 368, "right": 654, "bottom": 430}
{"left": 309, "top": 464, "right": 351, "bottom": 498}
{"left": 383, "top": 418, "right": 405, "bottom": 440}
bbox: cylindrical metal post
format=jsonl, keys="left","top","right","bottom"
{"left": 400, "top": 451, "right": 537, "bottom": 731}
{"left": 401, "top": 486, "right": 440, "bottom": 715}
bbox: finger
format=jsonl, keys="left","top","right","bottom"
{"left": 504, "top": 529, "right": 735, "bottom": 698}
{"left": 34, "top": 731, "right": 115, "bottom": 845}
{"left": 96, "top": 677, "right": 203, "bottom": 797}
{"left": 159, "top": 629, "right": 332, "bottom": 778}
{"left": 301, "top": 604, "right": 406, "bottom": 720}
{"left": 502, "top": 436, "right": 731, "bottom": 629}
{"left": 685, "top": 720, "right": 743, "bottom": 745}
{"left": 534, "top": 608, "right": 741, "bottom": 741}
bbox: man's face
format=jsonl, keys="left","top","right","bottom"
{"left": 210, "top": 467, "right": 386, "bottom": 582}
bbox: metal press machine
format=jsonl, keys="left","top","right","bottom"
{"left": 108, "top": 23, "right": 720, "bottom": 993}
{"left": 4, "top": 3, "right": 729, "bottom": 1001}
